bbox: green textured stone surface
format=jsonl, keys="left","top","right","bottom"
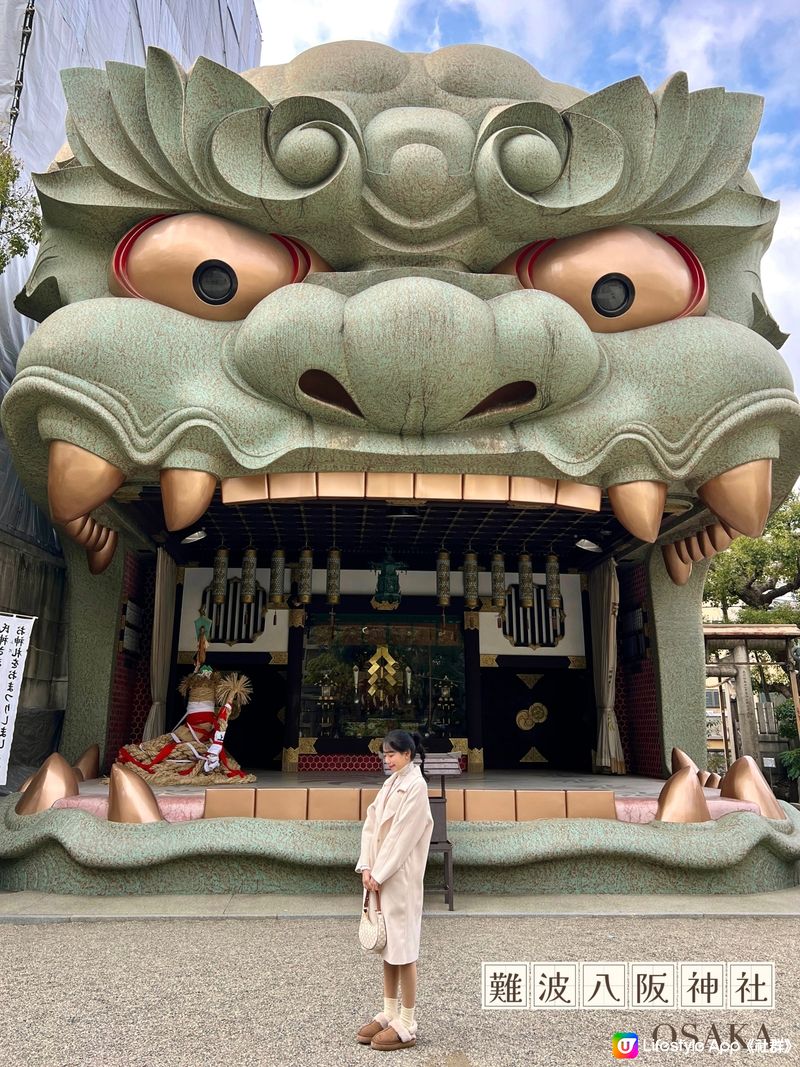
{"left": 1, "top": 43, "right": 797, "bottom": 504}
{"left": 1, "top": 797, "right": 798, "bottom": 896}
{"left": 1, "top": 41, "right": 799, "bottom": 889}
{"left": 647, "top": 551, "right": 711, "bottom": 772}
{"left": 58, "top": 537, "right": 129, "bottom": 766}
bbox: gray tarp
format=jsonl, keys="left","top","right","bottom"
{"left": 0, "top": 1, "right": 260, "bottom": 784}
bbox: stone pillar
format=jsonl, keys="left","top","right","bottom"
{"left": 732, "top": 641, "right": 760, "bottom": 759}
{"left": 645, "top": 548, "right": 709, "bottom": 774}
{"left": 463, "top": 610, "right": 483, "bottom": 772}
{"left": 282, "top": 607, "right": 305, "bottom": 772}
{"left": 59, "top": 536, "right": 127, "bottom": 765}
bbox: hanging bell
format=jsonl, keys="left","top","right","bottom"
{"left": 518, "top": 552, "right": 534, "bottom": 609}
{"left": 298, "top": 548, "right": 313, "bottom": 604}
{"left": 326, "top": 547, "right": 341, "bottom": 605}
{"left": 212, "top": 547, "right": 229, "bottom": 605}
{"left": 545, "top": 552, "right": 562, "bottom": 608}
{"left": 436, "top": 549, "right": 451, "bottom": 607}
{"left": 491, "top": 552, "right": 506, "bottom": 609}
{"left": 462, "top": 552, "right": 479, "bottom": 610}
{"left": 269, "top": 548, "right": 286, "bottom": 605}
{"left": 241, "top": 547, "right": 257, "bottom": 604}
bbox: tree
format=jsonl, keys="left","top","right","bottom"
{"left": 0, "top": 140, "right": 41, "bottom": 275}
{"left": 703, "top": 492, "right": 800, "bottom": 619}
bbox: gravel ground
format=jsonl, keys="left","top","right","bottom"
{"left": 2, "top": 915, "right": 799, "bottom": 1067}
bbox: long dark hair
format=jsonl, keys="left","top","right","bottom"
{"left": 383, "top": 729, "right": 427, "bottom": 779}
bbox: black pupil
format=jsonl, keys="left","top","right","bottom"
{"left": 591, "top": 273, "right": 634, "bottom": 317}
{"left": 193, "top": 260, "right": 237, "bottom": 304}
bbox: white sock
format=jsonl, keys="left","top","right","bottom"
{"left": 400, "top": 1004, "right": 416, "bottom": 1028}
{"left": 383, "top": 997, "right": 399, "bottom": 1019}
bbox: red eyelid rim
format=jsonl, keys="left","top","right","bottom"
{"left": 111, "top": 215, "right": 312, "bottom": 296}
{"left": 514, "top": 239, "right": 556, "bottom": 288}
{"left": 516, "top": 232, "right": 706, "bottom": 317}
{"left": 656, "top": 233, "right": 707, "bottom": 316}
{"left": 112, "top": 214, "right": 171, "bottom": 297}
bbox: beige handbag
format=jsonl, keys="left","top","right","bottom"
{"left": 358, "top": 888, "right": 387, "bottom": 953}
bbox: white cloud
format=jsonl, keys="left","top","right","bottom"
{"left": 254, "top": 0, "right": 408, "bottom": 66}
{"left": 443, "top": 0, "right": 581, "bottom": 77}
{"left": 761, "top": 186, "right": 800, "bottom": 391}
{"left": 657, "top": 1, "right": 764, "bottom": 88}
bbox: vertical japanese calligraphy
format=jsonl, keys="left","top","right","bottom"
{"left": 0, "top": 613, "right": 36, "bottom": 786}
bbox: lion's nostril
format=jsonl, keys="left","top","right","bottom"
{"left": 464, "top": 381, "right": 537, "bottom": 419}
{"left": 298, "top": 370, "right": 362, "bottom": 417}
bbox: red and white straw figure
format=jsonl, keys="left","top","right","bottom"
{"left": 203, "top": 673, "right": 253, "bottom": 774}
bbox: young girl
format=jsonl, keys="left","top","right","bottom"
{"left": 355, "top": 730, "right": 434, "bottom": 1051}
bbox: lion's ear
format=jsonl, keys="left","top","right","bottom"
{"left": 14, "top": 276, "right": 62, "bottom": 323}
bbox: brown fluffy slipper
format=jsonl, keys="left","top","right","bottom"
{"left": 370, "top": 1019, "right": 417, "bottom": 1051}
{"left": 356, "top": 1013, "right": 390, "bottom": 1045}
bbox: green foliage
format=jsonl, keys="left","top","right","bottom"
{"left": 0, "top": 142, "right": 42, "bottom": 275}
{"left": 704, "top": 493, "right": 800, "bottom": 615}
{"left": 779, "top": 748, "right": 800, "bottom": 780}
{"left": 775, "top": 699, "right": 800, "bottom": 740}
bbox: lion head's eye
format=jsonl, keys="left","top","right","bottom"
{"left": 109, "top": 212, "right": 327, "bottom": 321}
{"left": 494, "top": 225, "right": 708, "bottom": 333}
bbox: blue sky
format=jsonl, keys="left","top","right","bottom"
{"left": 254, "top": 0, "right": 800, "bottom": 387}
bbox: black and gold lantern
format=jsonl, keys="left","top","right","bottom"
{"left": 462, "top": 551, "right": 479, "bottom": 609}
{"left": 491, "top": 552, "right": 506, "bottom": 609}
{"left": 517, "top": 551, "right": 534, "bottom": 609}
{"left": 326, "top": 547, "right": 341, "bottom": 605}
{"left": 241, "top": 547, "right": 257, "bottom": 604}
{"left": 269, "top": 547, "right": 286, "bottom": 605}
{"left": 546, "top": 551, "right": 563, "bottom": 631}
{"left": 297, "top": 547, "right": 313, "bottom": 604}
{"left": 212, "top": 546, "right": 229, "bottom": 605}
{"left": 436, "top": 549, "right": 451, "bottom": 607}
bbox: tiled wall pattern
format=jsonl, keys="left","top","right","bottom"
{"left": 613, "top": 564, "right": 662, "bottom": 777}
{"left": 104, "top": 552, "right": 156, "bottom": 771}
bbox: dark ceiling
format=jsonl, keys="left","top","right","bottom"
{"left": 128, "top": 485, "right": 674, "bottom": 571}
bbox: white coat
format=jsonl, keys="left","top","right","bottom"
{"left": 356, "top": 761, "right": 434, "bottom": 965}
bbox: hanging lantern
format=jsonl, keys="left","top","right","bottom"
{"left": 436, "top": 549, "right": 451, "bottom": 607}
{"left": 212, "top": 547, "right": 229, "bottom": 605}
{"left": 545, "top": 551, "right": 562, "bottom": 608}
{"left": 326, "top": 547, "right": 341, "bottom": 605}
{"left": 463, "top": 551, "right": 479, "bottom": 609}
{"left": 269, "top": 548, "right": 286, "bottom": 605}
{"left": 298, "top": 547, "right": 313, "bottom": 604}
{"left": 491, "top": 552, "right": 506, "bottom": 609}
{"left": 518, "top": 552, "right": 534, "bottom": 609}
{"left": 546, "top": 551, "right": 563, "bottom": 633}
{"left": 241, "top": 547, "right": 257, "bottom": 604}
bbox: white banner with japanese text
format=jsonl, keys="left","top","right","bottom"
{"left": 0, "top": 613, "right": 36, "bottom": 786}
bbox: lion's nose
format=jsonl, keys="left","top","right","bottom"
{"left": 234, "top": 276, "right": 600, "bottom": 432}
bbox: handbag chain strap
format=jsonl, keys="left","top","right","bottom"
{"left": 363, "top": 887, "right": 382, "bottom": 913}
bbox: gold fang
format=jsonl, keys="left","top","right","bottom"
{"left": 697, "top": 458, "right": 772, "bottom": 538}
{"left": 87, "top": 529, "right": 119, "bottom": 575}
{"left": 107, "top": 763, "right": 164, "bottom": 823}
{"left": 606, "top": 481, "right": 667, "bottom": 542}
{"left": 655, "top": 766, "right": 711, "bottom": 823}
{"left": 160, "top": 469, "right": 217, "bottom": 531}
{"left": 662, "top": 543, "right": 692, "bottom": 586}
{"left": 73, "top": 744, "right": 100, "bottom": 781}
{"left": 671, "top": 746, "right": 700, "bottom": 774}
{"left": 47, "top": 441, "right": 125, "bottom": 524}
{"left": 720, "top": 754, "right": 786, "bottom": 819}
{"left": 15, "top": 753, "right": 80, "bottom": 815}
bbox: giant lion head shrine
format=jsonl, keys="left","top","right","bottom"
{"left": 1, "top": 41, "right": 799, "bottom": 895}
